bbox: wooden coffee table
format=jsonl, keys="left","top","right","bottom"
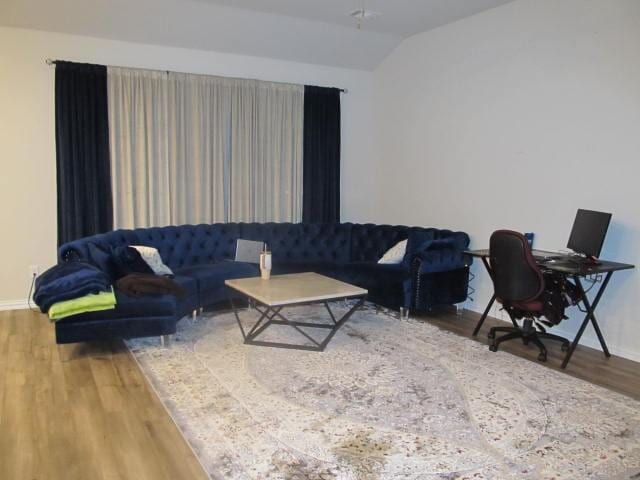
{"left": 225, "top": 272, "right": 367, "bottom": 351}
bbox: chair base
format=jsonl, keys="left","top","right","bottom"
{"left": 488, "top": 319, "right": 569, "bottom": 362}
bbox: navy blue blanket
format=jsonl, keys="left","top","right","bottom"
{"left": 34, "top": 262, "right": 111, "bottom": 313}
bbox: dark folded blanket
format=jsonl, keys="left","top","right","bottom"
{"left": 34, "top": 262, "right": 112, "bottom": 313}
{"left": 115, "top": 273, "right": 187, "bottom": 299}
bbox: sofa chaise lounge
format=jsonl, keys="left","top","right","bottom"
{"left": 56, "top": 222, "right": 471, "bottom": 344}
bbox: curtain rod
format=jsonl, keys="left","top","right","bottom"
{"left": 45, "top": 58, "right": 348, "bottom": 93}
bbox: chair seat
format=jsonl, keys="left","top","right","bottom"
{"left": 512, "top": 300, "right": 544, "bottom": 311}
{"left": 498, "top": 298, "right": 544, "bottom": 312}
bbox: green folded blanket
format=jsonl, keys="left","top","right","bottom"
{"left": 48, "top": 288, "right": 117, "bottom": 322}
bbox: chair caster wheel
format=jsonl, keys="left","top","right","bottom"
{"left": 538, "top": 352, "right": 547, "bottom": 362}
{"left": 561, "top": 343, "right": 570, "bottom": 352}
{"left": 489, "top": 344, "right": 498, "bottom": 352}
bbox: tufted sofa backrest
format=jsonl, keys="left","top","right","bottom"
{"left": 239, "top": 223, "right": 351, "bottom": 264}
{"left": 348, "top": 224, "right": 469, "bottom": 263}
{"left": 142, "top": 224, "right": 241, "bottom": 269}
{"left": 60, "top": 224, "right": 241, "bottom": 270}
{"left": 349, "top": 224, "right": 413, "bottom": 262}
{"left": 59, "top": 222, "right": 468, "bottom": 270}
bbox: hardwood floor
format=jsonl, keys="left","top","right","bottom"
{"left": 416, "top": 307, "right": 640, "bottom": 401}
{"left": 0, "top": 308, "right": 208, "bottom": 480}
{"left": 1, "top": 307, "right": 639, "bottom": 480}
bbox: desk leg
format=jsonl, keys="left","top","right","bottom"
{"left": 561, "top": 272, "right": 613, "bottom": 369}
{"left": 473, "top": 293, "right": 496, "bottom": 337}
{"left": 472, "top": 257, "right": 496, "bottom": 337}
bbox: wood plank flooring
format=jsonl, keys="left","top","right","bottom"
{"left": 0, "top": 308, "right": 208, "bottom": 480}
{"left": 1, "top": 306, "right": 639, "bottom": 480}
{"left": 416, "top": 307, "right": 640, "bottom": 401}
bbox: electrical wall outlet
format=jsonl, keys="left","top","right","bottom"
{"left": 29, "top": 265, "right": 40, "bottom": 277}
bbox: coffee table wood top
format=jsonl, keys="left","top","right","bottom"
{"left": 225, "top": 272, "right": 367, "bottom": 307}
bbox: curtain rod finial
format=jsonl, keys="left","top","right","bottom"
{"left": 46, "top": 58, "right": 55, "bottom": 66}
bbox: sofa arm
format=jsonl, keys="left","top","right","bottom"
{"left": 409, "top": 240, "right": 472, "bottom": 310}
{"left": 411, "top": 244, "right": 472, "bottom": 274}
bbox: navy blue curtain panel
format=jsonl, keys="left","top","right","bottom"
{"left": 302, "top": 86, "right": 341, "bottom": 223}
{"left": 55, "top": 61, "right": 112, "bottom": 246}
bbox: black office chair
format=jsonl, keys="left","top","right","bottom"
{"left": 487, "top": 230, "right": 570, "bottom": 361}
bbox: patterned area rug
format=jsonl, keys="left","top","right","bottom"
{"left": 127, "top": 303, "right": 640, "bottom": 479}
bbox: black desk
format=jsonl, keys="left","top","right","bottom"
{"left": 466, "top": 249, "right": 634, "bottom": 369}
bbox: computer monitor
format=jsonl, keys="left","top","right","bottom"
{"left": 567, "top": 209, "right": 612, "bottom": 260}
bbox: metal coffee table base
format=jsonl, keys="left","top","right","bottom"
{"left": 229, "top": 296, "right": 366, "bottom": 352}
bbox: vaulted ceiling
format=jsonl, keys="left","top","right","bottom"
{"left": 0, "top": 0, "right": 514, "bottom": 70}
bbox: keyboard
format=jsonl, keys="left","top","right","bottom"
{"left": 542, "top": 256, "right": 600, "bottom": 269}
{"left": 532, "top": 250, "right": 565, "bottom": 261}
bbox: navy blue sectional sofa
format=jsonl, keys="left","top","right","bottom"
{"left": 56, "top": 223, "right": 471, "bottom": 344}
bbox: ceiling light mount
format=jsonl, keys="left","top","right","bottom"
{"left": 348, "top": 4, "right": 381, "bottom": 30}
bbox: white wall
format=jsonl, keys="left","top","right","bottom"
{"left": 369, "top": 0, "right": 640, "bottom": 359}
{"left": 0, "top": 26, "right": 375, "bottom": 306}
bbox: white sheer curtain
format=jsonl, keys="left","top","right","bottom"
{"left": 107, "top": 67, "right": 303, "bottom": 229}
{"left": 167, "top": 72, "right": 231, "bottom": 225}
{"left": 108, "top": 68, "right": 171, "bottom": 228}
{"left": 229, "top": 80, "right": 304, "bottom": 222}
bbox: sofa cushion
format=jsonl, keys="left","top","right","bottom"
{"left": 340, "top": 262, "right": 411, "bottom": 289}
{"left": 271, "top": 262, "right": 345, "bottom": 279}
{"left": 172, "top": 274, "right": 200, "bottom": 315}
{"left": 175, "top": 261, "right": 258, "bottom": 293}
{"left": 172, "top": 274, "right": 198, "bottom": 296}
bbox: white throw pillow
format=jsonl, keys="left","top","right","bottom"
{"left": 378, "top": 239, "right": 408, "bottom": 265}
{"left": 131, "top": 245, "right": 174, "bottom": 276}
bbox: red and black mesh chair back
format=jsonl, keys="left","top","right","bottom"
{"left": 489, "top": 230, "right": 544, "bottom": 305}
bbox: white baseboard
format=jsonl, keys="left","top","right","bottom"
{"left": 549, "top": 325, "right": 640, "bottom": 363}
{"left": 0, "top": 299, "right": 30, "bottom": 311}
